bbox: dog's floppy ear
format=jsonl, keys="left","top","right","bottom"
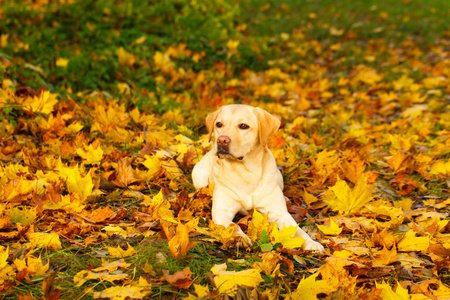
{"left": 254, "top": 107, "right": 280, "bottom": 147}
{"left": 205, "top": 108, "right": 222, "bottom": 142}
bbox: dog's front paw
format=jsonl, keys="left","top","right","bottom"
{"left": 235, "top": 233, "right": 253, "bottom": 248}
{"left": 302, "top": 239, "right": 325, "bottom": 253}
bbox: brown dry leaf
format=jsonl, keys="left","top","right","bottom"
{"left": 389, "top": 174, "right": 419, "bottom": 196}
{"left": 113, "top": 158, "right": 141, "bottom": 188}
{"left": 162, "top": 267, "right": 194, "bottom": 289}
{"left": 341, "top": 157, "right": 366, "bottom": 184}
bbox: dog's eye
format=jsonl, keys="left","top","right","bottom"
{"left": 239, "top": 124, "right": 250, "bottom": 130}
{"left": 216, "top": 122, "right": 223, "bottom": 128}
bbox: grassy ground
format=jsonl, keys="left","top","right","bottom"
{"left": 0, "top": 0, "right": 449, "bottom": 299}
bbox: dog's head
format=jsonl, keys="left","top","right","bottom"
{"left": 205, "top": 105, "right": 280, "bottom": 160}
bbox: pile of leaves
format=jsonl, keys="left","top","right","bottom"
{"left": 0, "top": 0, "right": 449, "bottom": 299}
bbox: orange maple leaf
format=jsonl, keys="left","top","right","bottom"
{"left": 162, "top": 267, "right": 194, "bottom": 289}
{"left": 168, "top": 220, "right": 198, "bottom": 258}
{"left": 113, "top": 158, "right": 141, "bottom": 188}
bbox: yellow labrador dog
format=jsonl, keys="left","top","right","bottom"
{"left": 192, "top": 104, "right": 324, "bottom": 253}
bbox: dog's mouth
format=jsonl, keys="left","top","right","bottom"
{"left": 216, "top": 147, "right": 243, "bottom": 160}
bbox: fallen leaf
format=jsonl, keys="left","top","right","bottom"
{"left": 289, "top": 272, "right": 338, "bottom": 300}
{"left": 317, "top": 218, "right": 343, "bottom": 235}
{"left": 397, "top": 231, "right": 430, "bottom": 252}
{"left": 211, "top": 263, "right": 264, "bottom": 295}
{"left": 162, "top": 267, "right": 194, "bottom": 289}
{"left": 324, "top": 175, "right": 374, "bottom": 215}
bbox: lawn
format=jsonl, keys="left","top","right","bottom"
{"left": 0, "top": 0, "right": 449, "bottom": 299}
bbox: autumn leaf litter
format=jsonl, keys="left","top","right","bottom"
{"left": 0, "top": 1, "right": 450, "bottom": 299}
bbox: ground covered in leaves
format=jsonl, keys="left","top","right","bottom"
{"left": 0, "top": 0, "right": 449, "bottom": 299}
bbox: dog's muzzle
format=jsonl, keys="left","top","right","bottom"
{"left": 216, "top": 135, "right": 243, "bottom": 160}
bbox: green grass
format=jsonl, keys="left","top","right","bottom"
{"left": 0, "top": 0, "right": 448, "bottom": 98}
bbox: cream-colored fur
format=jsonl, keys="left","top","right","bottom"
{"left": 192, "top": 104, "right": 324, "bottom": 253}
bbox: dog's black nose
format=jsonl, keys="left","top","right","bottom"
{"left": 217, "top": 135, "right": 231, "bottom": 147}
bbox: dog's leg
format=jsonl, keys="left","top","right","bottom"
{"left": 192, "top": 151, "right": 213, "bottom": 189}
{"left": 211, "top": 194, "right": 252, "bottom": 246}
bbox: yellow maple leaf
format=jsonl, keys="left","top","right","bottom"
{"left": 93, "top": 286, "right": 148, "bottom": 300}
{"left": 102, "top": 225, "right": 128, "bottom": 238}
{"left": 23, "top": 90, "right": 59, "bottom": 115}
{"left": 107, "top": 243, "right": 137, "bottom": 258}
{"left": 373, "top": 247, "right": 398, "bottom": 267}
{"left": 430, "top": 160, "right": 450, "bottom": 176}
{"left": 318, "top": 258, "right": 358, "bottom": 299}
{"left": 93, "top": 259, "right": 131, "bottom": 272}
{"left": 364, "top": 203, "right": 405, "bottom": 228}
{"left": 8, "top": 206, "right": 37, "bottom": 226}
{"left": 397, "top": 231, "right": 430, "bottom": 252}
{"left": 43, "top": 193, "right": 85, "bottom": 213}
{"left": 90, "top": 100, "right": 131, "bottom": 142}
{"left": 0, "top": 246, "right": 9, "bottom": 270}
{"left": 247, "top": 209, "right": 271, "bottom": 242}
{"left": 73, "top": 270, "right": 129, "bottom": 287}
{"left": 289, "top": 272, "right": 338, "bottom": 300}
{"left": 211, "top": 263, "right": 264, "bottom": 295}
{"left": 0, "top": 178, "right": 34, "bottom": 202}
{"left": 393, "top": 74, "right": 414, "bottom": 90}
{"left": 317, "top": 218, "right": 343, "bottom": 235}
{"left": 116, "top": 47, "right": 137, "bottom": 67}
{"left": 371, "top": 228, "right": 398, "bottom": 248}
{"left": 56, "top": 57, "right": 69, "bottom": 67}
{"left": 376, "top": 281, "right": 409, "bottom": 300}
{"left": 270, "top": 225, "right": 305, "bottom": 249}
{"left": 14, "top": 255, "right": 49, "bottom": 276}
{"left": 195, "top": 221, "right": 237, "bottom": 248}
{"left": 193, "top": 284, "right": 210, "bottom": 298}
{"left": 0, "top": 247, "right": 15, "bottom": 286}
{"left": 59, "top": 165, "right": 94, "bottom": 201}
{"left": 310, "top": 149, "right": 340, "bottom": 187}
{"left": 140, "top": 155, "right": 161, "bottom": 179}
{"left": 354, "top": 66, "right": 383, "bottom": 85}
{"left": 142, "top": 190, "right": 175, "bottom": 222}
{"left": 323, "top": 175, "right": 374, "bottom": 215}
{"left": 252, "top": 252, "right": 280, "bottom": 275}
{"left": 76, "top": 143, "right": 104, "bottom": 165}
{"left": 153, "top": 51, "right": 175, "bottom": 73}
{"left": 226, "top": 39, "right": 240, "bottom": 53}
{"left": 183, "top": 283, "right": 211, "bottom": 299}
{"left": 27, "top": 232, "right": 62, "bottom": 250}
